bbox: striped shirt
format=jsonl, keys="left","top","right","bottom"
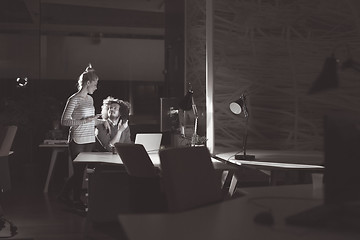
{"left": 61, "top": 93, "right": 96, "bottom": 144}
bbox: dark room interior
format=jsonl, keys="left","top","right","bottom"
{"left": 1, "top": 0, "right": 360, "bottom": 239}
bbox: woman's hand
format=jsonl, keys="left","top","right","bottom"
{"left": 85, "top": 114, "right": 101, "bottom": 123}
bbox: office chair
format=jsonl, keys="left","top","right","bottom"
{"left": 114, "top": 143, "right": 166, "bottom": 213}
{"left": 0, "top": 125, "right": 17, "bottom": 193}
{"left": 159, "top": 146, "right": 223, "bottom": 212}
{"left": 0, "top": 125, "right": 18, "bottom": 237}
{"left": 0, "top": 125, "right": 17, "bottom": 157}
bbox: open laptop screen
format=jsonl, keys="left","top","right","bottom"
{"left": 135, "top": 133, "right": 162, "bottom": 153}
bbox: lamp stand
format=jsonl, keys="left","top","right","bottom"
{"left": 235, "top": 116, "right": 255, "bottom": 160}
{"left": 190, "top": 100, "right": 199, "bottom": 146}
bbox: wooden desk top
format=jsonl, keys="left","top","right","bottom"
{"left": 118, "top": 184, "right": 358, "bottom": 240}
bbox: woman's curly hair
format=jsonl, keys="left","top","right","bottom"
{"left": 101, "top": 96, "right": 130, "bottom": 121}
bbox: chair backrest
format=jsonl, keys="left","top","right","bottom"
{"left": 159, "top": 146, "right": 223, "bottom": 212}
{"left": 0, "top": 125, "right": 17, "bottom": 157}
{"left": 114, "top": 143, "right": 157, "bottom": 177}
{"left": 115, "top": 143, "right": 166, "bottom": 213}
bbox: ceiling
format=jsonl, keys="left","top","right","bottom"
{"left": 0, "top": 0, "right": 165, "bottom": 38}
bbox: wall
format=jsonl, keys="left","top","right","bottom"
{"left": 0, "top": 34, "right": 164, "bottom": 82}
{"left": 43, "top": 36, "right": 164, "bottom": 81}
{"left": 0, "top": 33, "right": 40, "bottom": 79}
{"left": 186, "top": 0, "right": 360, "bottom": 151}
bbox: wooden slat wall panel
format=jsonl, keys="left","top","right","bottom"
{"left": 186, "top": 0, "right": 360, "bottom": 151}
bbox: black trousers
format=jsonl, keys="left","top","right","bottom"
{"left": 61, "top": 141, "right": 94, "bottom": 201}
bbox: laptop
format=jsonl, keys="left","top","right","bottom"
{"left": 286, "top": 111, "right": 360, "bottom": 232}
{"left": 135, "top": 133, "right": 162, "bottom": 153}
{"left": 114, "top": 143, "right": 158, "bottom": 177}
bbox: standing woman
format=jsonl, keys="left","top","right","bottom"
{"left": 58, "top": 63, "right": 100, "bottom": 211}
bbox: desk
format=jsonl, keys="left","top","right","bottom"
{"left": 74, "top": 151, "right": 238, "bottom": 189}
{"left": 216, "top": 150, "right": 324, "bottom": 185}
{"left": 74, "top": 152, "right": 162, "bottom": 222}
{"left": 118, "top": 184, "right": 359, "bottom": 240}
{"left": 74, "top": 151, "right": 240, "bottom": 185}
{"left": 74, "top": 151, "right": 240, "bottom": 222}
{"left": 74, "top": 151, "right": 237, "bottom": 172}
{"left": 39, "top": 143, "right": 73, "bottom": 193}
{"left": 73, "top": 152, "right": 160, "bottom": 166}
{"left": 74, "top": 151, "right": 239, "bottom": 200}
{"left": 74, "top": 152, "right": 238, "bottom": 222}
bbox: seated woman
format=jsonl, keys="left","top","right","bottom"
{"left": 95, "top": 96, "right": 132, "bottom": 152}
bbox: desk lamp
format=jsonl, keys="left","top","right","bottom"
{"left": 309, "top": 44, "right": 360, "bottom": 94}
{"left": 230, "top": 93, "right": 255, "bottom": 160}
{"left": 179, "top": 89, "right": 199, "bottom": 146}
{"left": 308, "top": 55, "right": 338, "bottom": 94}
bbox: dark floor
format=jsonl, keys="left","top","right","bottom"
{"left": 0, "top": 165, "right": 128, "bottom": 240}
{"left": 0, "top": 149, "right": 309, "bottom": 240}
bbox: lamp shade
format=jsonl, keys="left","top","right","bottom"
{"left": 178, "top": 90, "right": 193, "bottom": 111}
{"left": 308, "top": 55, "right": 339, "bottom": 94}
{"left": 229, "top": 99, "right": 243, "bottom": 115}
{"left": 230, "top": 96, "right": 248, "bottom": 117}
